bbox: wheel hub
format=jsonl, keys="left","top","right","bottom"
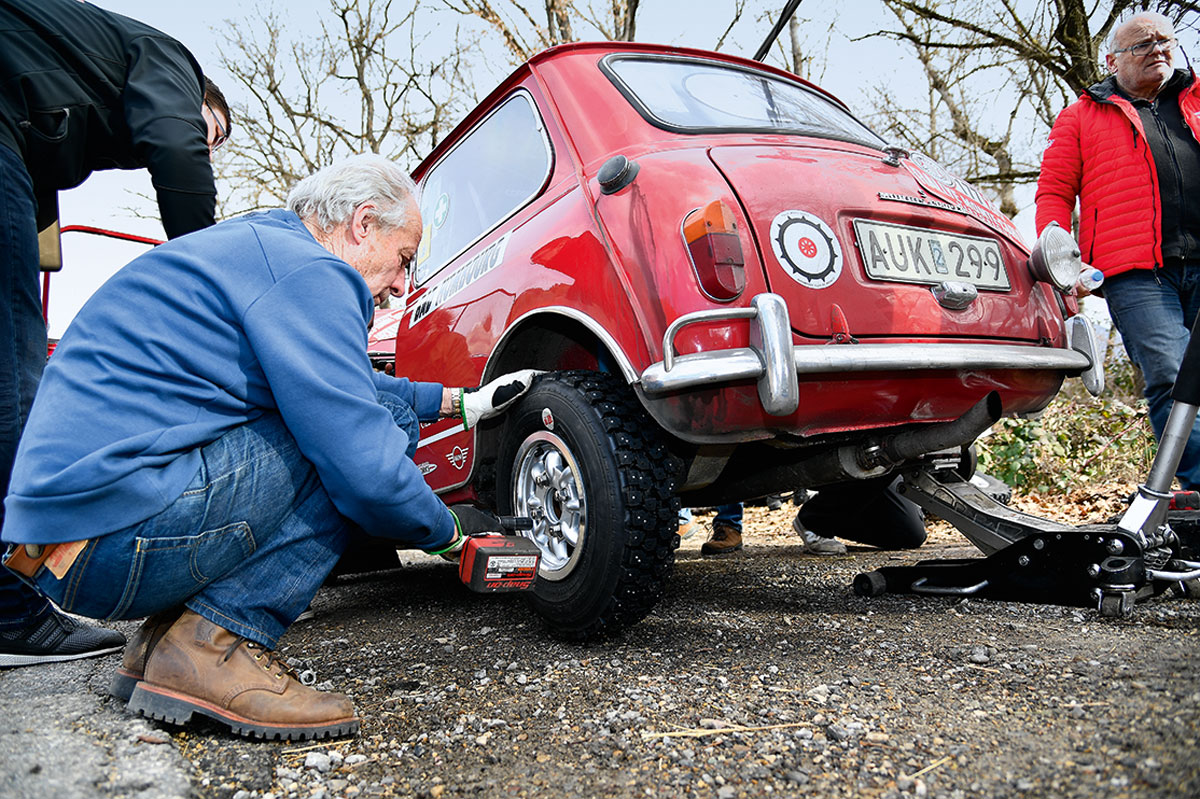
{"left": 512, "top": 431, "right": 585, "bottom": 580}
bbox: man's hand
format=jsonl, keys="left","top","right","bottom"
{"left": 450, "top": 504, "right": 504, "bottom": 536}
{"left": 433, "top": 504, "right": 505, "bottom": 561}
{"left": 459, "top": 369, "right": 542, "bottom": 430}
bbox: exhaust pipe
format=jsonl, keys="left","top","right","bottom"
{"left": 677, "top": 392, "right": 1006, "bottom": 505}
{"left": 865, "top": 391, "right": 1003, "bottom": 471}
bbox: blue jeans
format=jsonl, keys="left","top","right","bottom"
{"left": 1104, "top": 264, "right": 1200, "bottom": 490}
{"left": 679, "top": 503, "right": 743, "bottom": 532}
{"left": 0, "top": 145, "right": 51, "bottom": 627}
{"left": 30, "top": 390, "right": 421, "bottom": 648}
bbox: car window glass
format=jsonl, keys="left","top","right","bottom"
{"left": 414, "top": 92, "right": 551, "bottom": 284}
{"left": 604, "top": 56, "right": 884, "bottom": 148}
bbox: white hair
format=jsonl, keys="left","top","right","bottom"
{"left": 286, "top": 153, "right": 420, "bottom": 232}
{"left": 1108, "top": 11, "right": 1175, "bottom": 55}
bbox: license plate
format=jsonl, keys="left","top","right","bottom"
{"left": 852, "top": 219, "right": 1010, "bottom": 291}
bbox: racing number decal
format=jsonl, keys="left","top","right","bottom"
{"left": 769, "top": 210, "right": 843, "bottom": 289}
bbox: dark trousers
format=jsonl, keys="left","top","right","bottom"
{"left": 0, "top": 144, "right": 51, "bottom": 627}
{"left": 800, "top": 475, "right": 926, "bottom": 550}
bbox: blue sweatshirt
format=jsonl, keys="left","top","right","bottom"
{"left": 2, "top": 209, "right": 456, "bottom": 549}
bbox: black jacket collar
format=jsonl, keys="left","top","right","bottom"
{"left": 1087, "top": 68, "right": 1194, "bottom": 104}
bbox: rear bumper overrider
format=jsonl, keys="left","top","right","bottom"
{"left": 639, "top": 293, "right": 1103, "bottom": 416}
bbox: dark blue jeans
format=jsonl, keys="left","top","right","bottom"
{"left": 680, "top": 503, "right": 743, "bottom": 532}
{"left": 713, "top": 503, "right": 743, "bottom": 532}
{"left": 0, "top": 145, "right": 51, "bottom": 628}
{"left": 1104, "top": 264, "right": 1200, "bottom": 490}
{"left": 30, "top": 391, "right": 421, "bottom": 649}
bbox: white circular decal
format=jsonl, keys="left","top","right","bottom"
{"left": 769, "top": 210, "right": 843, "bottom": 289}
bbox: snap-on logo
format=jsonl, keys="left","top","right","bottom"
{"left": 417, "top": 462, "right": 437, "bottom": 476}
{"left": 448, "top": 446, "right": 469, "bottom": 470}
{"left": 541, "top": 408, "right": 554, "bottom": 430}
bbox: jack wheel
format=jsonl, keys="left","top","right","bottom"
{"left": 853, "top": 571, "right": 888, "bottom": 597}
{"left": 1098, "top": 592, "right": 1134, "bottom": 618}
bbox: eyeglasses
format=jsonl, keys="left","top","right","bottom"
{"left": 205, "top": 102, "right": 229, "bottom": 151}
{"left": 1113, "top": 37, "right": 1177, "bottom": 57}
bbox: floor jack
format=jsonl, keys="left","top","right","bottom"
{"left": 855, "top": 318, "right": 1200, "bottom": 618}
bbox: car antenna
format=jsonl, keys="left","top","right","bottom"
{"left": 753, "top": 0, "right": 805, "bottom": 62}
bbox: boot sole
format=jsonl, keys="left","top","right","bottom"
{"left": 128, "top": 682, "right": 359, "bottom": 741}
{"left": 0, "top": 644, "right": 123, "bottom": 668}
{"left": 109, "top": 669, "right": 140, "bottom": 702}
{"left": 700, "top": 544, "right": 743, "bottom": 556}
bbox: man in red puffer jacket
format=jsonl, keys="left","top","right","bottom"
{"left": 1036, "top": 11, "right": 1200, "bottom": 490}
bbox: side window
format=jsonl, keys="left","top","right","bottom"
{"left": 414, "top": 92, "right": 552, "bottom": 284}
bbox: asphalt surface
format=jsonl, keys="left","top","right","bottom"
{"left": 1, "top": 502, "right": 1198, "bottom": 799}
{"left": 0, "top": 633, "right": 192, "bottom": 799}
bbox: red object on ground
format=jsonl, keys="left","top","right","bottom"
{"left": 457, "top": 535, "right": 541, "bottom": 593}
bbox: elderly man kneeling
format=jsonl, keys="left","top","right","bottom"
{"left": 1, "top": 154, "right": 536, "bottom": 741}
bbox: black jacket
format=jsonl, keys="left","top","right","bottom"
{"left": 0, "top": 0, "right": 216, "bottom": 237}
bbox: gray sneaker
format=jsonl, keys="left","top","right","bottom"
{"left": 0, "top": 607, "right": 125, "bottom": 668}
{"left": 792, "top": 515, "right": 847, "bottom": 555}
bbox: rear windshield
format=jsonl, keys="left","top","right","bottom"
{"left": 602, "top": 55, "right": 884, "bottom": 148}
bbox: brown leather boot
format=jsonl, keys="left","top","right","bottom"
{"left": 700, "top": 522, "right": 743, "bottom": 555}
{"left": 127, "top": 610, "right": 358, "bottom": 740}
{"left": 109, "top": 606, "right": 184, "bottom": 701}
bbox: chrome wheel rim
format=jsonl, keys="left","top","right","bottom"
{"left": 512, "top": 431, "right": 585, "bottom": 581}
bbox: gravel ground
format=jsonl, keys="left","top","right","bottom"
{"left": 4, "top": 489, "right": 1198, "bottom": 799}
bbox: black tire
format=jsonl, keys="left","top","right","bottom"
{"left": 496, "top": 370, "right": 679, "bottom": 639}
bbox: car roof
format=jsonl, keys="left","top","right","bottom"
{"left": 412, "top": 40, "right": 853, "bottom": 179}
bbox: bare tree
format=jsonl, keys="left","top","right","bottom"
{"left": 880, "top": 0, "right": 1199, "bottom": 97}
{"left": 862, "top": 0, "right": 1200, "bottom": 218}
{"left": 215, "top": 0, "right": 475, "bottom": 213}
{"left": 754, "top": 6, "right": 834, "bottom": 84}
{"left": 440, "top": 0, "right": 642, "bottom": 62}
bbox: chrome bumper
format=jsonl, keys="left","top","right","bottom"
{"left": 639, "top": 293, "right": 1103, "bottom": 416}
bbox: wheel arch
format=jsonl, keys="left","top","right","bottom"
{"left": 483, "top": 307, "right": 641, "bottom": 384}
{"left": 473, "top": 308, "right": 642, "bottom": 502}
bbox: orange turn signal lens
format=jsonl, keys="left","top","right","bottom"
{"left": 682, "top": 200, "right": 745, "bottom": 301}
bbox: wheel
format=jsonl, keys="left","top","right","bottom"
{"left": 801, "top": 476, "right": 926, "bottom": 550}
{"left": 853, "top": 571, "right": 888, "bottom": 597}
{"left": 496, "top": 370, "right": 679, "bottom": 639}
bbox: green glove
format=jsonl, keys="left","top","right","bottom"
{"left": 431, "top": 505, "right": 505, "bottom": 560}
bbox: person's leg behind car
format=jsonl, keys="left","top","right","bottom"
{"left": 798, "top": 475, "right": 925, "bottom": 551}
{"left": 0, "top": 145, "right": 123, "bottom": 668}
{"left": 701, "top": 503, "right": 744, "bottom": 555}
{"left": 1104, "top": 265, "right": 1200, "bottom": 490}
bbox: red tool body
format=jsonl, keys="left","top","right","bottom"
{"left": 458, "top": 531, "right": 541, "bottom": 593}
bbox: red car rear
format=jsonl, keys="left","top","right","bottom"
{"left": 389, "top": 42, "right": 1100, "bottom": 637}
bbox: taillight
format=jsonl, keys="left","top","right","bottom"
{"left": 682, "top": 200, "right": 745, "bottom": 301}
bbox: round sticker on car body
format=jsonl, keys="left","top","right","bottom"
{"left": 769, "top": 210, "right": 843, "bottom": 289}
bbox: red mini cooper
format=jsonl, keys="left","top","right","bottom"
{"left": 385, "top": 42, "right": 1101, "bottom": 638}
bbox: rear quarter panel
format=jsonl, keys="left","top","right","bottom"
{"left": 395, "top": 77, "right": 648, "bottom": 494}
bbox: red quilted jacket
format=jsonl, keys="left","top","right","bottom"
{"left": 1035, "top": 70, "right": 1200, "bottom": 278}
